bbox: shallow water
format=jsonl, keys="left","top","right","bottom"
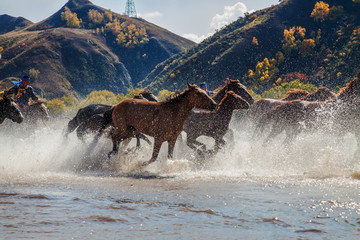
{"left": 1, "top": 120, "right": 359, "bottom": 239}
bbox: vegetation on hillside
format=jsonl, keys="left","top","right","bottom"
{"left": 141, "top": 0, "right": 360, "bottom": 97}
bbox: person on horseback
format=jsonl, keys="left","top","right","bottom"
{"left": 4, "top": 76, "right": 39, "bottom": 110}
{"left": 200, "top": 82, "right": 214, "bottom": 96}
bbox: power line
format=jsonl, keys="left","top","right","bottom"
{"left": 125, "top": 0, "right": 137, "bottom": 18}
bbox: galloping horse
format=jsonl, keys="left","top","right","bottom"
{"left": 183, "top": 91, "right": 249, "bottom": 155}
{"left": 256, "top": 72, "right": 360, "bottom": 144}
{"left": 66, "top": 90, "right": 157, "bottom": 146}
{"left": 0, "top": 95, "right": 23, "bottom": 124}
{"left": 108, "top": 83, "right": 217, "bottom": 165}
{"left": 212, "top": 79, "right": 254, "bottom": 105}
{"left": 246, "top": 88, "right": 335, "bottom": 124}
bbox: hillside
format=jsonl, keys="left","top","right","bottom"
{"left": 140, "top": 0, "right": 360, "bottom": 94}
{"left": 0, "top": 0, "right": 195, "bottom": 99}
{"left": 0, "top": 15, "right": 33, "bottom": 34}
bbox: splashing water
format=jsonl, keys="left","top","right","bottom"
{"left": 1, "top": 119, "right": 359, "bottom": 239}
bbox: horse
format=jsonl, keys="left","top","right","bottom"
{"left": 244, "top": 88, "right": 335, "bottom": 125}
{"left": 106, "top": 83, "right": 217, "bottom": 165}
{"left": 212, "top": 79, "right": 254, "bottom": 105}
{"left": 66, "top": 90, "right": 157, "bottom": 146}
{"left": 23, "top": 102, "right": 49, "bottom": 125}
{"left": 255, "top": 72, "right": 360, "bottom": 145}
{"left": 0, "top": 95, "right": 23, "bottom": 124}
{"left": 183, "top": 91, "right": 249, "bottom": 156}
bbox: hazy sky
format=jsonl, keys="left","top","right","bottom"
{"left": 0, "top": 0, "right": 279, "bottom": 42}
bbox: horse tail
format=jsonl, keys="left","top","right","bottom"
{"left": 95, "top": 106, "right": 115, "bottom": 138}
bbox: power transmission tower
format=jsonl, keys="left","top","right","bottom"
{"left": 125, "top": 0, "right": 137, "bottom": 18}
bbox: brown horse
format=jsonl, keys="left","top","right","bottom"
{"left": 108, "top": 83, "right": 217, "bottom": 165}
{"left": 256, "top": 72, "right": 360, "bottom": 144}
{"left": 212, "top": 79, "right": 254, "bottom": 105}
{"left": 183, "top": 91, "right": 249, "bottom": 155}
{"left": 245, "top": 88, "right": 335, "bottom": 124}
{"left": 0, "top": 95, "right": 23, "bottom": 124}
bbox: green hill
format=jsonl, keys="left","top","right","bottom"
{"left": 140, "top": 0, "right": 360, "bottom": 94}
{"left": 0, "top": 0, "right": 195, "bottom": 99}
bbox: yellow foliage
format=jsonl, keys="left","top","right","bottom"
{"left": 157, "top": 89, "right": 175, "bottom": 101}
{"left": 106, "top": 19, "right": 149, "bottom": 48}
{"left": 61, "top": 7, "right": 81, "bottom": 28}
{"left": 46, "top": 99, "right": 67, "bottom": 115}
{"left": 311, "top": 1, "right": 330, "bottom": 22}
{"left": 125, "top": 88, "right": 142, "bottom": 99}
{"left": 80, "top": 90, "right": 119, "bottom": 106}
{"left": 170, "top": 73, "right": 176, "bottom": 78}
{"left": 88, "top": 9, "right": 104, "bottom": 25}
{"left": 0, "top": 46, "right": 3, "bottom": 53}
{"left": 104, "top": 9, "right": 113, "bottom": 22}
{"left": 252, "top": 37, "right": 259, "bottom": 46}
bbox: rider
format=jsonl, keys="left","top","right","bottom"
{"left": 200, "top": 82, "right": 214, "bottom": 96}
{"left": 4, "top": 76, "right": 39, "bottom": 111}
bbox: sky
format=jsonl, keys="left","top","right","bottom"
{"left": 0, "top": 0, "right": 279, "bottom": 43}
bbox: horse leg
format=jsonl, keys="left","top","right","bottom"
{"left": 167, "top": 137, "right": 177, "bottom": 159}
{"left": 108, "top": 126, "right": 137, "bottom": 158}
{"left": 142, "top": 139, "right": 163, "bottom": 166}
{"left": 135, "top": 133, "right": 151, "bottom": 149}
{"left": 76, "top": 123, "right": 87, "bottom": 142}
{"left": 213, "top": 136, "right": 226, "bottom": 154}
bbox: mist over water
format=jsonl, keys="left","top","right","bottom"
{"left": 1, "top": 119, "right": 359, "bottom": 239}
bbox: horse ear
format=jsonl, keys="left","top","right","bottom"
{"left": 187, "top": 82, "right": 195, "bottom": 89}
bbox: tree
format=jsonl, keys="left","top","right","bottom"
{"left": 46, "top": 98, "right": 67, "bottom": 116}
{"left": 311, "top": 1, "right": 330, "bottom": 22}
{"left": 157, "top": 89, "right": 174, "bottom": 101}
{"left": 61, "top": 7, "right": 81, "bottom": 28}
{"left": 88, "top": 9, "right": 104, "bottom": 25}
{"left": 299, "top": 39, "right": 316, "bottom": 57}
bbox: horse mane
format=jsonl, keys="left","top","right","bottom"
{"left": 336, "top": 72, "right": 360, "bottom": 100}
{"left": 281, "top": 89, "right": 309, "bottom": 101}
{"left": 303, "top": 87, "right": 335, "bottom": 101}
{"left": 165, "top": 88, "right": 192, "bottom": 104}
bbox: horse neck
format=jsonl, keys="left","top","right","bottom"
{"left": 164, "top": 96, "right": 194, "bottom": 121}
{"left": 216, "top": 102, "right": 235, "bottom": 122}
{"left": 0, "top": 100, "right": 6, "bottom": 120}
{"left": 212, "top": 86, "right": 227, "bottom": 103}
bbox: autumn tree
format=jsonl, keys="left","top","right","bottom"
{"left": 0, "top": 46, "right": 3, "bottom": 54}
{"left": 88, "top": 9, "right": 104, "bottom": 25}
{"left": 252, "top": 37, "right": 259, "bottom": 46}
{"left": 104, "top": 9, "right": 113, "bottom": 22}
{"left": 311, "top": 1, "right": 330, "bottom": 22}
{"left": 61, "top": 7, "right": 81, "bottom": 28}
{"left": 299, "top": 39, "right": 316, "bottom": 57}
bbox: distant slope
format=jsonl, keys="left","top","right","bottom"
{"left": 0, "top": 14, "right": 33, "bottom": 34}
{"left": 0, "top": 0, "right": 195, "bottom": 99}
{"left": 140, "top": 0, "right": 360, "bottom": 94}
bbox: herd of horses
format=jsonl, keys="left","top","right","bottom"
{"left": 1, "top": 72, "right": 360, "bottom": 166}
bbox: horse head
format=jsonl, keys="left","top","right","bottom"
{"left": 218, "top": 91, "right": 249, "bottom": 111}
{"left": 226, "top": 79, "right": 254, "bottom": 105}
{"left": 187, "top": 83, "right": 217, "bottom": 111}
{"left": 140, "top": 89, "right": 159, "bottom": 102}
{"left": 0, "top": 95, "right": 23, "bottom": 124}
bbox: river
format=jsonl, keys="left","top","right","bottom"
{"left": 1, "top": 121, "right": 359, "bottom": 239}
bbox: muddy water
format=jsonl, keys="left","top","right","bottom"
{"left": 0, "top": 121, "right": 359, "bottom": 239}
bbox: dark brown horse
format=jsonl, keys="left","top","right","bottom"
{"left": 212, "top": 79, "right": 254, "bottom": 105}
{"left": 0, "top": 95, "right": 23, "bottom": 124}
{"left": 66, "top": 90, "right": 157, "bottom": 145}
{"left": 183, "top": 91, "right": 249, "bottom": 155}
{"left": 256, "top": 73, "right": 360, "bottom": 144}
{"left": 108, "top": 83, "right": 217, "bottom": 165}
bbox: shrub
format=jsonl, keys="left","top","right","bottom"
{"left": 61, "top": 7, "right": 81, "bottom": 28}
{"left": 262, "top": 80, "right": 317, "bottom": 99}
{"left": 46, "top": 98, "right": 67, "bottom": 116}
{"left": 311, "top": 1, "right": 330, "bottom": 22}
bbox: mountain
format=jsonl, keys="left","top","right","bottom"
{"left": 140, "top": 0, "right": 360, "bottom": 94}
{"left": 0, "top": 0, "right": 195, "bottom": 99}
{"left": 0, "top": 14, "right": 33, "bottom": 34}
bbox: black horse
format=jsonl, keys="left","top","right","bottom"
{"left": 0, "top": 95, "right": 24, "bottom": 124}
{"left": 66, "top": 90, "right": 158, "bottom": 148}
